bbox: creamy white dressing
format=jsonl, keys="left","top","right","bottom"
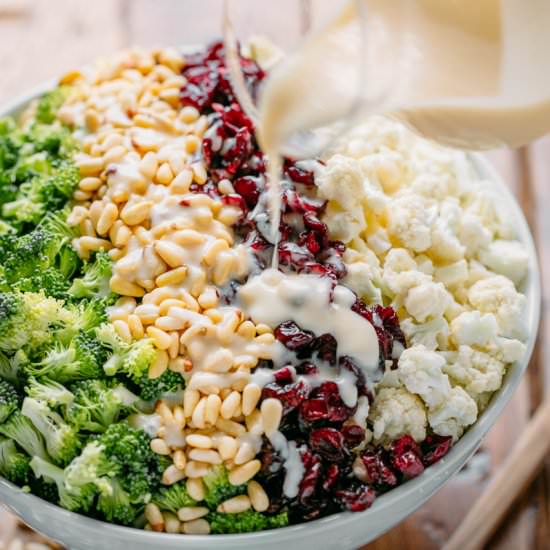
{"left": 128, "top": 412, "right": 162, "bottom": 438}
{"left": 268, "top": 431, "right": 305, "bottom": 499}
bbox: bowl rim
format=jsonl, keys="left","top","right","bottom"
{"left": 0, "top": 83, "right": 541, "bottom": 546}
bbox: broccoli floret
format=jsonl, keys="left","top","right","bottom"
{"left": 69, "top": 251, "right": 113, "bottom": 300}
{"left": 0, "top": 379, "right": 19, "bottom": 423}
{"left": 0, "top": 350, "right": 28, "bottom": 387}
{"left": 137, "top": 370, "right": 184, "bottom": 402}
{"left": 152, "top": 482, "right": 196, "bottom": 514}
{"left": 27, "top": 122, "right": 76, "bottom": 158}
{"left": 30, "top": 455, "right": 95, "bottom": 512}
{"left": 0, "top": 411, "right": 49, "bottom": 460}
{"left": 26, "top": 377, "right": 74, "bottom": 410}
{"left": 35, "top": 87, "right": 71, "bottom": 125}
{"left": 97, "top": 477, "right": 138, "bottom": 526}
{"left": 26, "top": 333, "right": 107, "bottom": 383}
{"left": 66, "top": 379, "right": 137, "bottom": 433}
{"left": 97, "top": 324, "right": 156, "bottom": 381}
{"left": 0, "top": 291, "right": 68, "bottom": 353}
{"left": 208, "top": 510, "right": 289, "bottom": 534}
{"left": 21, "top": 398, "right": 81, "bottom": 466}
{"left": 0, "top": 437, "right": 30, "bottom": 485}
{"left": 203, "top": 465, "right": 247, "bottom": 509}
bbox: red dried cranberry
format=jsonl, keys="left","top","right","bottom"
{"left": 284, "top": 189, "right": 326, "bottom": 214}
{"left": 390, "top": 435, "right": 425, "bottom": 479}
{"left": 300, "top": 399, "right": 329, "bottom": 423}
{"left": 421, "top": 434, "right": 453, "bottom": 466}
{"left": 312, "top": 333, "right": 338, "bottom": 365}
{"left": 342, "top": 425, "right": 366, "bottom": 449}
{"left": 233, "top": 176, "right": 262, "bottom": 207}
{"left": 298, "top": 454, "right": 322, "bottom": 503}
{"left": 273, "top": 366, "right": 296, "bottom": 385}
{"left": 285, "top": 161, "right": 316, "bottom": 186}
{"left": 298, "top": 231, "right": 322, "bottom": 255}
{"left": 278, "top": 242, "right": 315, "bottom": 269}
{"left": 336, "top": 485, "right": 376, "bottom": 512}
{"left": 360, "top": 450, "right": 398, "bottom": 487}
{"left": 275, "top": 321, "right": 316, "bottom": 351}
{"left": 262, "top": 380, "right": 309, "bottom": 414}
{"left": 303, "top": 211, "right": 328, "bottom": 239}
{"left": 294, "top": 361, "right": 319, "bottom": 376}
{"left": 309, "top": 428, "right": 345, "bottom": 462}
{"left": 322, "top": 464, "right": 340, "bottom": 492}
{"left": 339, "top": 356, "right": 368, "bottom": 396}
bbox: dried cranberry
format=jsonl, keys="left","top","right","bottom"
{"left": 284, "top": 160, "right": 316, "bottom": 186}
{"left": 322, "top": 464, "right": 340, "bottom": 492}
{"left": 360, "top": 450, "right": 398, "bottom": 487}
{"left": 390, "top": 435, "right": 425, "bottom": 479}
{"left": 342, "top": 425, "right": 366, "bottom": 449}
{"left": 336, "top": 485, "right": 376, "bottom": 512}
{"left": 300, "top": 399, "right": 329, "bottom": 423}
{"left": 273, "top": 366, "right": 296, "bottom": 385}
{"left": 275, "top": 321, "right": 316, "bottom": 352}
{"left": 421, "top": 434, "right": 453, "bottom": 466}
{"left": 298, "top": 453, "right": 322, "bottom": 504}
{"left": 284, "top": 189, "right": 326, "bottom": 215}
{"left": 298, "top": 231, "right": 322, "bottom": 255}
{"left": 303, "top": 211, "right": 328, "bottom": 240}
{"left": 312, "top": 333, "right": 338, "bottom": 365}
{"left": 233, "top": 176, "right": 262, "bottom": 208}
{"left": 294, "top": 361, "right": 319, "bottom": 376}
{"left": 262, "top": 380, "right": 309, "bottom": 414}
{"left": 278, "top": 242, "right": 315, "bottom": 269}
{"left": 309, "top": 428, "right": 345, "bottom": 462}
{"left": 339, "top": 356, "right": 367, "bottom": 396}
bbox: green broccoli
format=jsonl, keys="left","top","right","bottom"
{"left": 0, "top": 437, "right": 30, "bottom": 485}
{"left": 0, "top": 379, "right": 18, "bottom": 423}
{"left": 152, "top": 482, "right": 196, "bottom": 514}
{"left": 97, "top": 478, "right": 138, "bottom": 526}
{"left": 66, "top": 379, "right": 137, "bottom": 433}
{"left": 26, "top": 377, "right": 74, "bottom": 410}
{"left": 27, "top": 121, "right": 76, "bottom": 158}
{"left": 208, "top": 510, "right": 289, "bottom": 534}
{"left": 30, "top": 455, "right": 95, "bottom": 513}
{"left": 69, "top": 251, "right": 113, "bottom": 300}
{"left": 96, "top": 324, "right": 156, "bottom": 381}
{"left": 21, "top": 397, "right": 81, "bottom": 466}
{"left": 35, "top": 87, "right": 71, "bottom": 125}
{"left": 0, "top": 350, "right": 28, "bottom": 387}
{"left": 137, "top": 369, "right": 184, "bottom": 402}
{"left": 26, "top": 333, "right": 107, "bottom": 383}
{"left": 203, "top": 465, "right": 247, "bottom": 509}
{"left": 0, "top": 411, "right": 49, "bottom": 460}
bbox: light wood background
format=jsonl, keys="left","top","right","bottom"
{"left": 0, "top": 1, "right": 548, "bottom": 548}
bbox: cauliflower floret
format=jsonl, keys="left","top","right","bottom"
{"left": 428, "top": 386, "right": 478, "bottom": 440}
{"left": 415, "top": 254, "right": 435, "bottom": 276}
{"left": 450, "top": 311, "right": 498, "bottom": 347}
{"left": 468, "top": 275, "right": 527, "bottom": 338}
{"left": 366, "top": 228, "right": 391, "bottom": 255}
{"left": 369, "top": 387, "right": 427, "bottom": 443}
{"left": 429, "top": 218, "right": 466, "bottom": 262}
{"left": 382, "top": 249, "right": 431, "bottom": 297}
{"left": 401, "top": 317, "right": 449, "bottom": 350}
{"left": 322, "top": 202, "right": 365, "bottom": 243}
{"left": 435, "top": 259, "right": 469, "bottom": 287}
{"left": 478, "top": 239, "right": 529, "bottom": 285}
{"left": 409, "top": 172, "right": 456, "bottom": 201}
{"left": 386, "top": 193, "right": 436, "bottom": 252}
{"left": 459, "top": 213, "right": 492, "bottom": 257}
{"left": 487, "top": 336, "right": 527, "bottom": 363}
{"left": 464, "top": 186, "right": 515, "bottom": 240}
{"left": 443, "top": 346, "right": 506, "bottom": 399}
{"left": 398, "top": 345, "right": 451, "bottom": 408}
{"left": 404, "top": 282, "right": 451, "bottom": 323}
{"left": 344, "top": 261, "right": 382, "bottom": 304}
{"left": 359, "top": 150, "right": 407, "bottom": 194}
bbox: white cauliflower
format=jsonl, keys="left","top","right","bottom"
{"left": 435, "top": 260, "right": 469, "bottom": 287}
{"left": 382, "top": 249, "right": 431, "bottom": 297}
{"left": 428, "top": 386, "right": 478, "bottom": 440}
{"left": 401, "top": 317, "right": 449, "bottom": 350}
{"left": 398, "top": 345, "right": 451, "bottom": 408}
{"left": 487, "top": 336, "right": 527, "bottom": 364}
{"left": 443, "top": 346, "right": 506, "bottom": 399}
{"left": 386, "top": 193, "right": 436, "bottom": 252}
{"left": 478, "top": 239, "right": 529, "bottom": 285}
{"left": 366, "top": 228, "right": 391, "bottom": 255}
{"left": 459, "top": 213, "right": 493, "bottom": 257}
{"left": 429, "top": 218, "right": 466, "bottom": 262}
{"left": 404, "top": 282, "right": 451, "bottom": 323}
{"left": 369, "top": 387, "right": 427, "bottom": 443}
{"left": 468, "top": 275, "right": 527, "bottom": 338}
{"left": 359, "top": 150, "right": 407, "bottom": 194}
{"left": 344, "top": 260, "right": 382, "bottom": 304}
{"left": 322, "top": 202, "right": 365, "bottom": 243}
{"left": 450, "top": 311, "right": 498, "bottom": 347}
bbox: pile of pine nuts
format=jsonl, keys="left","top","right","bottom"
{"left": 59, "top": 48, "right": 284, "bottom": 532}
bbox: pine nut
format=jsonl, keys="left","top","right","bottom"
{"left": 234, "top": 440, "right": 256, "bottom": 466}
{"left": 168, "top": 331, "right": 180, "bottom": 359}
{"left": 202, "top": 239, "right": 229, "bottom": 266}
{"left": 197, "top": 287, "right": 219, "bottom": 309}
{"left": 127, "top": 314, "right": 144, "bottom": 339}
{"left": 145, "top": 503, "right": 165, "bottom": 531}
{"left": 121, "top": 201, "right": 152, "bottom": 225}
{"left": 191, "top": 162, "right": 207, "bottom": 184}
{"left": 255, "top": 333, "right": 276, "bottom": 345}
{"left": 110, "top": 275, "right": 145, "bottom": 297}
{"left": 79, "top": 176, "right": 103, "bottom": 192}
{"left": 188, "top": 448, "right": 222, "bottom": 465}
{"left": 67, "top": 205, "right": 89, "bottom": 226}
{"left": 162, "top": 464, "right": 186, "bottom": 485}
{"left": 217, "top": 495, "right": 251, "bottom": 514}
{"left": 134, "top": 303, "right": 160, "bottom": 323}
{"left": 255, "top": 323, "right": 273, "bottom": 335}
{"left": 79, "top": 235, "right": 112, "bottom": 252}
{"left": 194, "top": 116, "right": 209, "bottom": 137}
{"left": 150, "top": 438, "right": 171, "bottom": 456}
{"left": 155, "top": 315, "right": 186, "bottom": 331}
{"left": 174, "top": 405, "right": 186, "bottom": 427}
{"left": 186, "top": 478, "right": 205, "bottom": 501}
{"left": 173, "top": 449, "right": 187, "bottom": 470}
{"left": 163, "top": 512, "right": 181, "bottom": 534}
{"left": 112, "top": 222, "right": 132, "bottom": 248}
{"left": 172, "top": 228, "right": 206, "bottom": 246}
{"left": 156, "top": 266, "right": 188, "bottom": 287}
{"left": 149, "top": 350, "right": 169, "bottom": 379}
{"left": 156, "top": 162, "right": 174, "bottom": 185}
{"left": 154, "top": 240, "right": 186, "bottom": 268}
{"left": 139, "top": 151, "right": 158, "bottom": 179}
{"left": 185, "top": 460, "right": 210, "bottom": 479}
{"left": 182, "top": 519, "right": 210, "bottom": 535}
{"left": 192, "top": 397, "right": 207, "bottom": 429}
{"left": 170, "top": 169, "right": 193, "bottom": 194}
{"left": 159, "top": 298, "right": 187, "bottom": 315}
{"left": 242, "top": 384, "right": 262, "bottom": 416}
{"left": 147, "top": 326, "right": 172, "bottom": 350}
{"left": 177, "top": 506, "right": 209, "bottom": 523}
{"left": 245, "top": 409, "right": 264, "bottom": 436}
{"left": 183, "top": 388, "right": 200, "bottom": 418}
{"left": 186, "top": 434, "right": 213, "bottom": 449}
{"left": 215, "top": 418, "right": 246, "bottom": 438}
{"left": 217, "top": 436, "right": 238, "bottom": 461}
{"left": 228, "top": 460, "right": 261, "bottom": 486}
{"left": 261, "top": 398, "right": 283, "bottom": 436}
{"left": 221, "top": 391, "right": 241, "bottom": 420}
{"left": 204, "top": 349, "right": 233, "bottom": 374}
{"left": 157, "top": 401, "right": 174, "bottom": 422}
{"left": 103, "top": 145, "right": 127, "bottom": 164}
{"left": 113, "top": 320, "right": 132, "bottom": 343}
{"left": 185, "top": 134, "right": 201, "bottom": 154}
{"left": 180, "top": 106, "right": 200, "bottom": 123}
{"left": 247, "top": 480, "right": 269, "bottom": 512}
{"left": 76, "top": 154, "right": 104, "bottom": 176}
{"left": 218, "top": 178, "right": 235, "bottom": 195}
{"left": 96, "top": 202, "right": 119, "bottom": 235}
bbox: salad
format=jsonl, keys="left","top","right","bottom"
{"left": 0, "top": 40, "right": 529, "bottom": 535}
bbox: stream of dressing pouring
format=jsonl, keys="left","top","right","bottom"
{"left": 224, "top": 0, "right": 550, "bottom": 239}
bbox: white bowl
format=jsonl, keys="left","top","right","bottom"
{"left": 0, "top": 85, "right": 541, "bottom": 550}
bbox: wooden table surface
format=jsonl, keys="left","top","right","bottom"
{"left": 0, "top": 1, "right": 549, "bottom": 549}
